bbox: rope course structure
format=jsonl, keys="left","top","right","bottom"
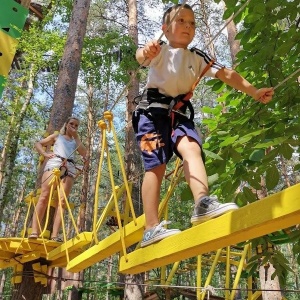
{"left": 1, "top": 0, "right": 300, "bottom": 299}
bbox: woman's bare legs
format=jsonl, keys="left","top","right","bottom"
{"left": 30, "top": 170, "right": 54, "bottom": 235}
{"left": 51, "top": 176, "right": 74, "bottom": 239}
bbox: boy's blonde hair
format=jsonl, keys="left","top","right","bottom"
{"left": 59, "top": 116, "right": 80, "bottom": 135}
{"left": 162, "top": 4, "right": 193, "bottom": 25}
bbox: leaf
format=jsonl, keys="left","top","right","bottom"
{"left": 244, "top": 12, "right": 262, "bottom": 23}
{"left": 229, "top": 148, "right": 242, "bottom": 163}
{"left": 181, "top": 185, "right": 193, "bottom": 201}
{"left": 203, "top": 149, "right": 223, "bottom": 160}
{"left": 242, "top": 186, "right": 257, "bottom": 203}
{"left": 249, "top": 149, "right": 265, "bottom": 162}
{"left": 223, "top": 7, "right": 234, "bottom": 20}
{"left": 234, "top": 129, "right": 266, "bottom": 145}
{"left": 278, "top": 143, "right": 294, "bottom": 160}
{"left": 211, "top": 80, "right": 226, "bottom": 93}
{"left": 254, "top": 136, "right": 289, "bottom": 148}
{"left": 294, "top": 164, "right": 300, "bottom": 171}
{"left": 219, "top": 135, "right": 239, "bottom": 147}
{"left": 208, "top": 173, "right": 219, "bottom": 186}
{"left": 265, "top": 165, "right": 280, "bottom": 190}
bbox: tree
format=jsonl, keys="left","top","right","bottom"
{"left": 11, "top": 0, "right": 91, "bottom": 298}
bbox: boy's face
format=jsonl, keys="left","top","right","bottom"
{"left": 162, "top": 7, "right": 195, "bottom": 48}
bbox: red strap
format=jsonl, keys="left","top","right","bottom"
{"left": 170, "top": 59, "right": 215, "bottom": 135}
{"left": 173, "top": 59, "right": 215, "bottom": 111}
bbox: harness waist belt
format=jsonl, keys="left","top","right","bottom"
{"left": 56, "top": 155, "right": 75, "bottom": 164}
{"left": 137, "top": 88, "right": 187, "bottom": 111}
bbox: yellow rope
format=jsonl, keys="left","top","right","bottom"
{"left": 93, "top": 120, "right": 107, "bottom": 244}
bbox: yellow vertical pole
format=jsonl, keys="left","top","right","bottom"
{"left": 230, "top": 244, "right": 249, "bottom": 300}
{"left": 106, "top": 111, "right": 137, "bottom": 224}
{"left": 225, "top": 246, "right": 230, "bottom": 299}
{"left": 166, "top": 262, "right": 180, "bottom": 285}
{"left": 247, "top": 243, "right": 253, "bottom": 300}
{"left": 161, "top": 265, "right": 166, "bottom": 285}
{"left": 93, "top": 120, "right": 107, "bottom": 244}
{"left": 197, "top": 255, "right": 202, "bottom": 300}
{"left": 201, "top": 248, "right": 222, "bottom": 300}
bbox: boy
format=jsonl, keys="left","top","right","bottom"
{"left": 133, "top": 4, "right": 274, "bottom": 247}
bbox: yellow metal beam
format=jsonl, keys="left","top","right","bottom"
{"left": 50, "top": 251, "right": 80, "bottom": 268}
{"left": 47, "top": 232, "right": 93, "bottom": 261}
{"left": 67, "top": 215, "right": 145, "bottom": 272}
{"left": 119, "top": 183, "right": 300, "bottom": 274}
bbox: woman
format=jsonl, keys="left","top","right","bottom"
{"left": 29, "top": 117, "right": 87, "bottom": 241}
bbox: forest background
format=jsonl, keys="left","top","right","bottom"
{"left": 0, "top": 0, "right": 299, "bottom": 299}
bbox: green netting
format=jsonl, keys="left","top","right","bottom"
{"left": 0, "top": 75, "right": 7, "bottom": 98}
{"left": 0, "top": 0, "right": 28, "bottom": 39}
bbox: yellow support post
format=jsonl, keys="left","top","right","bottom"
{"left": 196, "top": 255, "right": 202, "bottom": 300}
{"left": 225, "top": 246, "right": 230, "bottom": 299}
{"left": 165, "top": 261, "right": 180, "bottom": 285}
{"left": 201, "top": 249, "right": 222, "bottom": 300}
{"left": 230, "top": 244, "right": 249, "bottom": 300}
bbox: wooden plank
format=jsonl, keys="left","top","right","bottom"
{"left": 119, "top": 183, "right": 300, "bottom": 274}
{"left": 50, "top": 251, "right": 79, "bottom": 268}
{"left": 66, "top": 216, "right": 145, "bottom": 273}
{"left": 47, "top": 232, "right": 93, "bottom": 261}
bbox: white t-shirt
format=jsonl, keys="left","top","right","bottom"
{"left": 146, "top": 42, "right": 224, "bottom": 98}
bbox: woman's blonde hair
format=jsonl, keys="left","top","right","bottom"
{"left": 59, "top": 116, "right": 80, "bottom": 135}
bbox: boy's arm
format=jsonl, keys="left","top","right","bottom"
{"left": 136, "top": 40, "right": 161, "bottom": 66}
{"left": 216, "top": 68, "right": 274, "bottom": 104}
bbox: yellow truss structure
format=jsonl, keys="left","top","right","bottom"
{"left": 0, "top": 111, "right": 298, "bottom": 299}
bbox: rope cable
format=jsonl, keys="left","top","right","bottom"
{"left": 10, "top": 270, "right": 300, "bottom": 294}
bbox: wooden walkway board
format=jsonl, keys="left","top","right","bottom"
{"left": 47, "top": 232, "right": 93, "bottom": 261}
{"left": 119, "top": 183, "right": 300, "bottom": 274}
{"left": 66, "top": 216, "right": 145, "bottom": 273}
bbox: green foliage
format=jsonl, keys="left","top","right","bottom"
{"left": 200, "top": 0, "right": 300, "bottom": 206}
{"left": 81, "top": 31, "right": 138, "bottom": 86}
{"left": 246, "top": 237, "right": 293, "bottom": 286}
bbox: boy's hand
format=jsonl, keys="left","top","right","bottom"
{"left": 143, "top": 40, "right": 161, "bottom": 60}
{"left": 255, "top": 88, "right": 274, "bottom": 104}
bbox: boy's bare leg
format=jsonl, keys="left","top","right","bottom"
{"left": 142, "top": 164, "right": 166, "bottom": 229}
{"left": 176, "top": 136, "right": 208, "bottom": 202}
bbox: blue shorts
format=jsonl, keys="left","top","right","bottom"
{"left": 132, "top": 109, "right": 203, "bottom": 171}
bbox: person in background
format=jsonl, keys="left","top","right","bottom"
{"left": 29, "top": 116, "right": 87, "bottom": 242}
{"left": 133, "top": 4, "right": 274, "bottom": 247}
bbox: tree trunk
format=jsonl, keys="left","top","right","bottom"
{"left": 255, "top": 173, "right": 282, "bottom": 300}
{"left": 259, "top": 264, "right": 281, "bottom": 300}
{"left": 11, "top": 0, "right": 91, "bottom": 298}
{"left": 0, "top": 272, "right": 6, "bottom": 300}
{"left": 47, "top": 0, "right": 91, "bottom": 133}
{"left": 220, "top": 0, "right": 240, "bottom": 66}
{"left": 199, "top": 0, "right": 216, "bottom": 57}
{"left": 123, "top": 0, "right": 144, "bottom": 299}
{"left": 11, "top": 261, "right": 45, "bottom": 300}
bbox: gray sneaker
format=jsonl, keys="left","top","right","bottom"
{"left": 191, "top": 196, "right": 238, "bottom": 225}
{"left": 141, "top": 220, "right": 181, "bottom": 247}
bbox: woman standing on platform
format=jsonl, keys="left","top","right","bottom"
{"left": 29, "top": 117, "right": 87, "bottom": 242}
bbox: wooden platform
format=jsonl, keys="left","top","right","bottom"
{"left": 119, "top": 183, "right": 300, "bottom": 274}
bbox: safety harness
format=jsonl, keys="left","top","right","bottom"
{"left": 169, "top": 59, "right": 215, "bottom": 132}
{"left": 135, "top": 59, "right": 215, "bottom": 133}
{"left": 56, "top": 154, "right": 76, "bottom": 179}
